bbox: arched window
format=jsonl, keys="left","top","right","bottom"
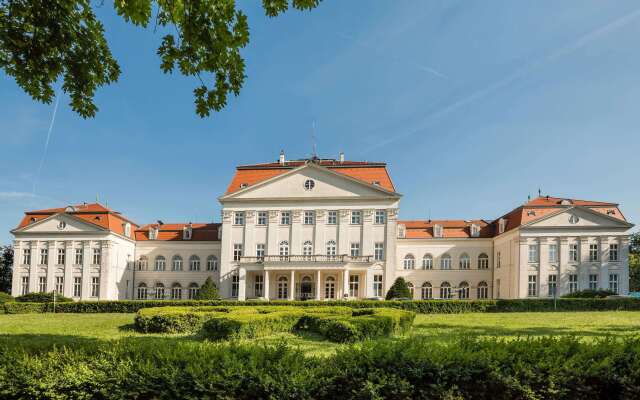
{"left": 277, "top": 276, "right": 288, "bottom": 299}
{"left": 440, "top": 281, "right": 452, "bottom": 299}
{"left": 155, "top": 283, "right": 165, "bottom": 300}
{"left": 458, "top": 281, "right": 469, "bottom": 299}
{"left": 189, "top": 255, "right": 200, "bottom": 271}
{"left": 207, "top": 255, "right": 218, "bottom": 271}
{"left": 188, "top": 282, "right": 199, "bottom": 299}
{"left": 407, "top": 282, "right": 414, "bottom": 299}
{"left": 137, "top": 282, "right": 148, "bottom": 300}
{"left": 154, "top": 256, "right": 166, "bottom": 271}
{"left": 137, "top": 256, "right": 148, "bottom": 271}
{"left": 477, "top": 281, "right": 489, "bottom": 299}
{"left": 440, "top": 254, "right": 451, "bottom": 270}
{"left": 171, "top": 283, "right": 182, "bottom": 300}
{"left": 459, "top": 253, "right": 470, "bottom": 270}
{"left": 325, "top": 276, "right": 336, "bottom": 299}
{"left": 302, "top": 241, "right": 313, "bottom": 256}
{"left": 279, "top": 241, "right": 289, "bottom": 256}
{"left": 422, "top": 254, "right": 433, "bottom": 270}
{"left": 421, "top": 282, "right": 433, "bottom": 299}
{"left": 478, "top": 253, "right": 489, "bottom": 270}
{"left": 326, "top": 240, "right": 337, "bottom": 256}
{"left": 172, "top": 255, "right": 182, "bottom": 271}
{"left": 403, "top": 254, "right": 416, "bottom": 270}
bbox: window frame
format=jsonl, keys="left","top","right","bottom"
{"left": 374, "top": 210, "right": 386, "bottom": 224}
{"left": 350, "top": 210, "right": 362, "bottom": 225}
{"left": 327, "top": 210, "right": 338, "bottom": 225}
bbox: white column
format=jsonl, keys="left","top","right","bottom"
{"left": 28, "top": 241, "right": 39, "bottom": 293}
{"left": 315, "top": 270, "right": 321, "bottom": 300}
{"left": 45, "top": 241, "right": 56, "bottom": 294}
{"left": 81, "top": 241, "right": 91, "bottom": 300}
{"left": 10, "top": 241, "right": 21, "bottom": 297}
{"left": 238, "top": 267, "right": 246, "bottom": 301}
{"left": 314, "top": 210, "right": 325, "bottom": 256}
{"left": 288, "top": 270, "right": 295, "bottom": 300}
{"left": 599, "top": 237, "right": 608, "bottom": 291}
{"left": 264, "top": 270, "right": 270, "bottom": 300}
{"left": 219, "top": 210, "right": 233, "bottom": 298}
{"left": 343, "top": 269, "right": 350, "bottom": 299}
{"left": 365, "top": 268, "right": 374, "bottom": 298}
{"left": 99, "top": 241, "right": 111, "bottom": 299}
{"left": 63, "top": 241, "right": 74, "bottom": 298}
{"left": 620, "top": 236, "right": 630, "bottom": 294}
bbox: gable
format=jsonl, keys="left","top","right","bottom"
{"left": 226, "top": 165, "right": 398, "bottom": 200}
{"left": 16, "top": 213, "right": 106, "bottom": 234}
{"left": 524, "top": 207, "right": 632, "bottom": 230}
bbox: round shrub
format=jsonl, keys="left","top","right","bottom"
{"left": 385, "top": 277, "right": 412, "bottom": 300}
{"left": 15, "top": 292, "right": 73, "bottom": 303}
{"left": 0, "top": 292, "right": 14, "bottom": 303}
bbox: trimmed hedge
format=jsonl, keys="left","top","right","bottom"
{"left": 1, "top": 337, "right": 640, "bottom": 398}
{"left": 15, "top": 292, "right": 73, "bottom": 303}
{"left": 135, "top": 306, "right": 415, "bottom": 342}
{"left": 0, "top": 292, "right": 13, "bottom": 303}
{"left": 3, "top": 297, "right": 640, "bottom": 314}
{"left": 562, "top": 289, "right": 617, "bottom": 298}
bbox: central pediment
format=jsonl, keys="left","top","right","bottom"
{"left": 220, "top": 163, "right": 400, "bottom": 201}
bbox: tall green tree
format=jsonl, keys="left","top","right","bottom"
{"left": 0, "top": 0, "right": 321, "bottom": 118}
{"left": 385, "top": 277, "right": 412, "bottom": 300}
{"left": 195, "top": 276, "right": 219, "bottom": 300}
{"left": 0, "top": 246, "right": 13, "bottom": 294}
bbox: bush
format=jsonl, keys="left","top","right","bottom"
{"left": 561, "top": 289, "right": 616, "bottom": 298}
{"left": 1, "top": 337, "right": 640, "bottom": 398}
{"left": 0, "top": 292, "right": 13, "bottom": 303}
{"left": 385, "top": 277, "right": 412, "bottom": 300}
{"left": 195, "top": 277, "right": 220, "bottom": 300}
{"left": 15, "top": 292, "right": 73, "bottom": 303}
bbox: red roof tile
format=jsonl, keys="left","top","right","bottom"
{"left": 135, "top": 223, "right": 220, "bottom": 241}
{"left": 225, "top": 159, "right": 396, "bottom": 194}
{"left": 399, "top": 220, "right": 493, "bottom": 239}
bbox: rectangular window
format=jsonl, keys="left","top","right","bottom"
{"left": 528, "top": 244, "right": 539, "bottom": 263}
{"left": 231, "top": 274, "right": 239, "bottom": 297}
{"left": 256, "top": 244, "right": 265, "bottom": 259}
{"left": 38, "top": 276, "right": 46, "bottom": 292}
{"left": 589, "top": 274, "right": 598, "bottom": 290}
{"left": 548, "top": 244, "right": 558, "bottom": 263}
{"left": 350, "top": 242, "right": 360, "bottom": 257}
{"left": 73, "top": 277, "right": 82, "bottom": 297}
{"left": 234, "top": 211, "right": 245, "bottom": 225}
{"left": 374, "top": 243, "right": 384, "bottom": 261}
{"left": 589, "top": 244, "right": 599, "bottom": 262}
{"left": 326, "top": 241, "right": 337, "bottom": 256}
{"left": 255, "top": 275, "right": 264, "bottom": 297}
{"left": 609, "top": 243, "right": 619, "bottom": 262}
{"left": 350, "top": 210, "right": 362, "bottom": 224}
{"left": 57, "top": 248, "right": 66, "bottom": 265}
{"left": 327, "top": 210, "right": 338, "bottom": 225}
{"left": 280, "top": 211, "right": 290, "bottom": 225}
{"left": 569, "top": 274, "right": 578, "bottom": 293}
{"left": 548, "top": 274, "right": 557, "bottom": 297}
{"left": 257, "top": 211, "right": 268, "bottom": 226}
{"left": 609, "top": 273, "right": 619, "bottom": 294}
{"left": 374, "top": 210, "right": 386, "bottom": 224}
{"left": 92, "top": 248, "right": 101, "bottom": 265}
{"left": 75, "top": 248, "right": 83, "bottom": 265}
{"left": 496, "top": 252, "right": 501, "bottom": 268}
{"left": 496, "top": 279, "right": 501, "bottom": 298}
{"left": 569, "top": 244, "right": 578, "bottom": 262}
{"left": 349, "top": 275, "right": 359, "bottom": 297}
{"left": 373, "top": 274, "right": 383, "bottom": 297}
{"left": 55, "top": 276, "right": 64, "bottom": 294}
{"left": 21, "top": 276, "right": 29, "bottom": 295}
{"left": 171, "top": 286, "right": 182, "bottom": 300}
{"left": 39, "top": 248, "right": 48, "bottom": 265}
{"left": 303, "top": 211, "right": 315, "bottom": 225}
{"left": 22, "top": 248, "right": 31, "bottom": 265}
{"left": 91, "top": 277, "right": 100, "bottom": 297}
{"left": 233, "top": 244, "right": 243, "bottom": 261}
{"left": 528, "top": 275, "right": 537, "bottom": 297}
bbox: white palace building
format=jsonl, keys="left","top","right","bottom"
{"left": 9, "top": 152, "right": 635, "bottom": 301}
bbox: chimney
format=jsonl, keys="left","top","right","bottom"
{"left": 279, "top": 150, "right": 285, "bottom": 165}
{"left": 339, "top": 152, "right": 345, "bottom": 163}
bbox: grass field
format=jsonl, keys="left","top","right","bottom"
{"left": 1, "top": 311, "right": 639, "bottom": 354}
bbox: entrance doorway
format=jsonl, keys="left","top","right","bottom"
{"left": 325, "top": 276, "right": 336, "bottom": 299}
{"left": 300, "top": 276, "right": 313, "bottom": 300}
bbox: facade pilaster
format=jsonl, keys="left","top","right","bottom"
{"left": 313, "top": 210, "right": 325, "bottom": 255}
{"left": 338, "top": 209, "right": 349, "bottom": 256}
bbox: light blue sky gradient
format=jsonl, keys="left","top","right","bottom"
{"left": 1, "top": 0, "right": 639, "bottom": 244}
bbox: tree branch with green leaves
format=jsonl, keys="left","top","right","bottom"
{"left": 0, "top": 0, "right": 320, "bottom": 118}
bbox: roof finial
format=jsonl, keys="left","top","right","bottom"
{"left": 538, "top": 188, "right": 541, "bottom": 197}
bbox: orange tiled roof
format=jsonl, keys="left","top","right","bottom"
{"left": 225, "top": 159, "right": 396, "bottom": 194}
{"left": 135, "top": 223, "right": 220, "bottom": 241}
{"left": 399, "top": 220, "right": 493, "bottom": 239}
{"left": 16, "top": 203, "right": 138, "bottom": 237}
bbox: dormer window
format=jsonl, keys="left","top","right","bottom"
{"left": 183, "top": 225, "right": 192, "bottom": 240}
{"left": 398, "top": 224, "right": 406, "bottom": 238}
{"left": 498, "top": 218, "right": 507, "bottom": 234}
{"left": 124, "top": 223, "right": 131, "bottom": 237}
{"left": 470, "top": 224, "right": 480, "bottom": 238}
{"left": 372, "top": 181, "right": 380, "bottom": 186}
{"left": 606, "top": 209, "right": 616, "bottom": 215}
{"left": 527, "top": 210, "right": 536, "bottom": 217}
{"left": 149, "top": 227, "right": 159, "bottom": 240}
{"left": 30, "top": 217, "right": 37, "bottom": 223}
{"left": 560, "top": 199, "right": 572, "bottom": 205}
{"left": 433, "top": 224, "right": 443, "bottom": 238}
{"left": 240, "top": 183, "right": 248, "bottom": 189}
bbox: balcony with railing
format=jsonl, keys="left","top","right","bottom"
{"left": 239, "top": 254, "right": 373, "bottom": 265}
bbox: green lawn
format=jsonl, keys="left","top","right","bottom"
{"left": 1, "top": 311, "right": 639, "bottom": 355}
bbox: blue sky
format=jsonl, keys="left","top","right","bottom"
{"left": 1, "top": 0, "right": 640, "bottom": 244}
